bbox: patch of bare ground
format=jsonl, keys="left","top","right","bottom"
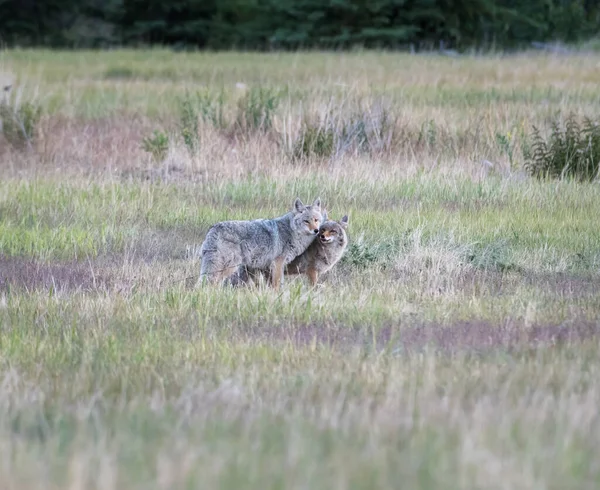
{"left": 484, "top": 270, "right": 600, "bottom": 298}
{"left": 386, "top": 267, "right": 599, "bottom": 298}
{"left": 521, "top": 271, "right": 600, "bottom": 297}
{"left": 255, "top": 319, "right": 600, "bottom": 354}
{"left": 0, "top": 255, "right": 107, "bottom": 293}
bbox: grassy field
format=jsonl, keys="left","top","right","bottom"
{"left": 1, "top": 49, "right": 600, "bottom": 489}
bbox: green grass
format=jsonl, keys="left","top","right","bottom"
{"left": 1, "top": 49, "right": 600, "bottom": 489}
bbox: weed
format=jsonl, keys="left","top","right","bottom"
{"left": 104, "top": 66, "right": 135, "bottom": 79}
{"left": 418, "top": 119, "right": 437, "bottom": 149}
{"left": 141, "top": 130, "right": 170, "bottom": 163}
{"left": 177, "top": 94, "right": 199, "bottom": 154}
{"left": 496, "top": 131, "right": 514, "bottom": 166}
{"left": 523, "top": 114, "right": 600, "bottom": 181}
{"left": 177, "top": 89, "right": 228, "bottom": 153}
{"left": 0, "top": 94, "right": 42, "bottom": 150}
{"left": 291, "top": 103, "right": 396, "bottom": 162}
{"left": 338, "top": 104, "right": 396, "bottom": 156}
{"left": 292, "top": 119, "right": 336, "bottom": 161}
{"left": 342, "top": 234, "right": 397, "bottom": 269}
{"left": 197, "top": 89, "right": 227, "bottom": 129}
{"left": 235, "top": 86, "right": 279, "bottom": 133}
{"left": 464, "top": 239, "right": 519, "bottom": 273}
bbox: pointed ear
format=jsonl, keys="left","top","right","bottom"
{"left": 312, "top": 197, "right": 321, "bottom": 211}
{"left": 321, "top": 208, "right": 328, "bottom": 221}
{"left": 293, "top": 198, "right": 305, "bottom": 213}
{"left": 339, "top": 215, "right": 349, "bottom": 229}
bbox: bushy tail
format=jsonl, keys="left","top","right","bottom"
{"left": 198, "top": 228, "right": 222, "bottom": 285}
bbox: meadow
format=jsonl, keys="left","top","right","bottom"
{"left": 0, "top": 48, "right": 600, "bottom": 489}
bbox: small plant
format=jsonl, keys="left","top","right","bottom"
{"left": 495, "top": 130, "right": 514, "bottom": 165}
{"left": 342, "top": 235, "right": 396, "bottom": 269}
{"left": 177, "top": 89, "right": 227, "bottom": 154}
{"left": 141, "top": 130, "right": 170, "bottom": 162}
{"left": 464, "top": 239, "right": 518, "bottom": 273}
{"left": 292, "top": 119, "right": 335, "bottom": 161}
{"left": 235, "top": 86, "right": 279, "bottom": 133}
{"left": 290, "top": 103, "right": 396, "bottom": 162}
{"left": 104, "top": 67, "right": 135, "bottom": 80}
{"left": 338, "top": 105, "right": 396, "bottom": 155}
{"left": 523, "top": 114, "right": 600, "bottom": 181}
{"left": 196, "top": 89, "right": 227, "bottom": 129}
{"left": 0, "top": 92, "right": 42, "bottom": 151}
{"left": 178, "top": 94, "right": 200, "bottom": 154}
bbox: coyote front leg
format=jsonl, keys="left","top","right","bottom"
{"left": 306, "top": 266, "right": 318, "bottom": 287}
{"left": 270, "top": 256, "right": 286, "bottom": 290}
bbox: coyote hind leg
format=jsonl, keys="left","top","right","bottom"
{"left": 199, "top": 249, "right": 238, "bottom": 286}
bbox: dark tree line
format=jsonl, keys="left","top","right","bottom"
{"left": 0, "top": 0, "right": 598, "bottom": 50}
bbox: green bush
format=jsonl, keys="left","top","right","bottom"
{"left": 292, "top": 119, "right": 336, "bottom": 161}
{"left": 235, "top": 87, "right": 279, "bottom": 133}
{"left": 0, "top": 95, "right": 42, "bottom": 151}
{"left": 178, "top": 94, "right": 200, "bottom": 154}
{"left": 342, "top": 235, "right": 396, "bottom": 269}
{"left": 523, "top": 114, "right": 600, "bottom": 181}
{"left": 177, "top": 89, "right": 227, "bottom": 153}
{"left": 141, "top": 130, "right": 170, "bottom": 162}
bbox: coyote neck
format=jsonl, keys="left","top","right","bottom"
{"left": 275, "top": 213, "right": 315, "bottom": 259}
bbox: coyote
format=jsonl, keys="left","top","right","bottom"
{"left": 198, "top": 197, "right": 323, "bottom": 289}
{"left": 285, "top": 213, "right": 349, "bottom": 286}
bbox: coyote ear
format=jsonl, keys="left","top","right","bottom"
{"left": 339, "top": 215, "right": 349, "bottom": 229}
{"left": 312, "top": 197, "right": 321, "bottom": 210}
{"left": 321, "top": 208, "right": 328, "bottom": 221}
{"left": 293, "top": 198, "right": 305, "bottom": 213}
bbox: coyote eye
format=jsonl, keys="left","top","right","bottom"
{"left": 304, "top": 220, "right": 310, "bottom": 224}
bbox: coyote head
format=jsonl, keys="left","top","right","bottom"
{"left": 291, "top": 197, "right": 323, "bottom": 235}
{"left": 318, "top": 215, "right": 349, "bottom": 245}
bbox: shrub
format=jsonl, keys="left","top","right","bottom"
{"left": 141, "top": 130, "right": 170, "bottom": 162}
{"left": 339, "top": 105, "right": 396, "bottom": 156}
{"left": 523, "top": 114, "right": 600, "bottom": 181}
{"left": 177, "top": 89, "right": 227, "bottom": 153}
{"left": 342, "top": 234, "right": 396, "bottom": 269}
{"left": 178, "top": 94, "right": 200, "bottom": 154}
{"left": 292, "top": 119, "right": 336, "bottom": 161}
{"left": 0, "top": 92, "right": 42, "bottom": 151}
{"left": 464, "top": 239, "right": 519, "bottom": 273}
{"left": 235, "top": 86, "right": 279, "bottom": 133}
{"left": 290, "top": 103, "right": 397, "bottom": 162}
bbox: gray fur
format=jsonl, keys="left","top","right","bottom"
{"left": 198, "top": 198, "right": 323, "bottom": 288}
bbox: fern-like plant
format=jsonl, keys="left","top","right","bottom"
{"left": 523, "top": 114, "right": 600, "bottom": 181}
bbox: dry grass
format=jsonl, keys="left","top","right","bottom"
{"left": 0, "top": 49, "right": 599, "bottom": 489}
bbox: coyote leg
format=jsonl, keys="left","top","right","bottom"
{"left": 306, "top": 267, "right": 318, "bottom": 286}
{"left": 270, "top": 256, "right": 285, "bottom": 290}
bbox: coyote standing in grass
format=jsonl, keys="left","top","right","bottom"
{"left": 285, "top": 212, "right": 349, "bottom": 286}
{"left": 198, "top": 198, "right": 323, "bottom": 289}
